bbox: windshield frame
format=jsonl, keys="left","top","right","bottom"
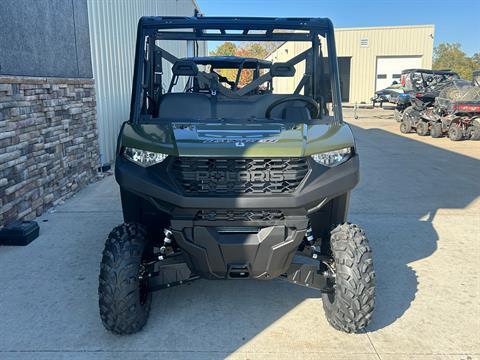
{"left": 130, "top": 16, "right": 343, "bottom": 125}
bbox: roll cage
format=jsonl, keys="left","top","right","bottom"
{"left": 130, "top": 16, "right": 343, "bottom": 124}
{"left": 183, "top": 56, "right": 272, "bottom": 91}
{"left": 401, "top": 68, "right": 460, "bottom": 93}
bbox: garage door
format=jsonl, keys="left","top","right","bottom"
{"left": 375, "top": 56, "right": 422, "bottom": 90}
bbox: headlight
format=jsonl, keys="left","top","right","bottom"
{"left": 123, "top": 147, "right": 167, "bottom": 167}
{"left": 311, "top": 147, "right": 352, "bottom": 167}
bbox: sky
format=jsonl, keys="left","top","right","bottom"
{"left": 195, "top": 0, "right": 479, "bottom": 56}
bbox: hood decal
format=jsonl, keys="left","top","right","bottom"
{"left": 201, "top": 138, "right": 278, "bottom": 144}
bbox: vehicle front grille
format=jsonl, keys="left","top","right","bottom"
{"left": 172, "top": 157, "right": 309, "bottom": 195}
{"left": 195, "top": 209, "right": 285, "bottom": 222}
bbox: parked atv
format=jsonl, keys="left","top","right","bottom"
{"left": 423, "top": 77, "right": 480, "bottom": 141}
{"left": 399, "top": 69, "right": 460, "bottom": 135}
{"left": 394, "top": 93, "right": 411, "bottom": 122}
{"left": 371, "top": 82, "right": 404, "bottom": 108}
{"left": 97, "top": 16, "right": 375, "bottom": 335}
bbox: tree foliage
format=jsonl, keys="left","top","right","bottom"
{"left": 433, "top": 43, "right": 479, "bottom": 80}
{"left": 209, "top": 42, "right": 275, "bottom": 86}
{"left": 210, "top": 41, "right": 237, "bottom": 57}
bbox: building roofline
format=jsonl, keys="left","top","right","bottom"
{"left": 264, "top": 24, "right": 435, "bottom": 59}
{"left": 335, "top": 24, "right": 435, "bottom": 31}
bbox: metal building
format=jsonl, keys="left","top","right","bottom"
{"left": 87, "top": 0, "right": 204, "bottom": 164}
{"left": 267, "top": 24, "right": 435, "bottom": 104}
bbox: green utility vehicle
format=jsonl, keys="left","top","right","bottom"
{"left": 98, "top": 16, "right": 375, "bottom": 335}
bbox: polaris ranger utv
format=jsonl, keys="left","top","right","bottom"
{"left": 399, "top": 69, "right": 459, "bottom": 135}
{"left": 98, "top": 16, "right": 375, "bottom": 335}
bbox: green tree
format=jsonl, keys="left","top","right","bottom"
{"left": 210, "top": 41, "right": 237, "bottom": 56}
{"left": 245, "top": 43, "right": 269, "bottom": 59}
{"left": 209, "top": 42, "right": 237, "bottom": 82}
{"left": 209, "top": 41, "right": 282, "bottom": 86}
{"left": 472, "top": 53, "right": 480, "bottom": 66}
{"left": 433, "top": 43, "right": 478, "bottom": 80}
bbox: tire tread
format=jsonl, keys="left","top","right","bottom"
{"left": 98, "top": 223, "right": 152, "bottom": 335}
{"left": 322, "top": 223, "right": 375, "bottom": 333}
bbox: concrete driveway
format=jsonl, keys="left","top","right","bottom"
{"left": 0, "top": 108, "right": 479, "bottom": 359}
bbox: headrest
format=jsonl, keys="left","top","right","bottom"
{"left": 172, "top": 60, "right": 198, "bottom": 76}
{"left": 271, "top": 63, "right": 296, "bottom": 77}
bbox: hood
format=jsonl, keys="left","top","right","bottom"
{"left": 120, "top": 119, "right": 355, "bottom": 158}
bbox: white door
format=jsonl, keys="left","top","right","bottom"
{"left": 375, "top": 56, "right": 422, "bottom": 90}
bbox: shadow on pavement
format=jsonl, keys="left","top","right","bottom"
{"left": 349, "top": 124, "right": 479, "bottom": 331}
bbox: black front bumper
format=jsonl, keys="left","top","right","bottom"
{"left": 115, "top": 154, "right": 359, "bottom": 213}
{"left": 115, "top": 155, "right": 359, "bottom": 279}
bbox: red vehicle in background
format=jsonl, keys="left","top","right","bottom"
{"left": 421, "top": 75, "right": 480, "bottom": 141}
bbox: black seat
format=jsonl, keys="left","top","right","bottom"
{"left": 215, "top": 94, "right": 311, "bottom": 120}
{"left": 157, "top": 92, "right": 313, "bottom": 120}
{"left": 157, "top": 93, "right": 211, "bottom": 119}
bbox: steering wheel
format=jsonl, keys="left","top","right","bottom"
{"left": 265, "top": 95, "right": 320, "bottom": 119}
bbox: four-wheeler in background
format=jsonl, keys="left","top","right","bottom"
{"left": 421, "top": 77, "right": 480, "bottom": 141}
{"left": 98, "top": 16, "right": 375, "bottom": 336}
{"left": 371, "top": 81, "right": 404, "bottom": 108}
{"left": 394, "top": 69, "right": 451, "bottom": 123}
{"left": 398, "top": 69, "right": 460, "bottom": 135}
{"left": 393, "top": 93, "right": 411, "bottom": 122}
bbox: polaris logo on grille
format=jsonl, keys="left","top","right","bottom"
{"left": 195, "top": 170, "right": 286, "bottom": 182}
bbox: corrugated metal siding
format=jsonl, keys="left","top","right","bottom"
{"left": 267, "top": 25, "right": 435, "bottom": 104}
{"left": 87, "top": 0, "right": 203, "bottom": 164}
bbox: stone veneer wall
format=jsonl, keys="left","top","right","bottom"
{"left": 0, "top": 76, "right": 99, "bottom": 227}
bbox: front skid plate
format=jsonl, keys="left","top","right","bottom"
{"left": 147, "top": 253, "right": 333, "bottom": 293}
{"left": 171, "top": 224, "right": 308, "bottom": 279}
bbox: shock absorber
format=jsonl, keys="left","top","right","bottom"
{"left": 305, "top": 224, "right": 322, "bottom": 259}
{"left": 163, "top": 228, "right": 173, "bottom": 245}
{"left": 305, "top": 224, "right": 314, "bottom": 245}
{"left": 158, "top": 228, "right": 174, "bottom": 260}
{"left": 298, "top": 223, "right": 315, "bottom": 252}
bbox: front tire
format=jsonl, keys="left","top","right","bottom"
{"left": 416, "top": 121, "right": 429, "bottom": 136}
{"left": 98, "top": 223, "right": 152, "bottom": 334}
{"left": 322, "top": 223, "right": 375, "bottom": 333}
{"left": 448, "top": 124, "right": 463, "bottom": 141}
{"left": 400, "top": 120, "right": 412, "bottom": 133}
{"left": 430, "top": 122, "right": 443, "bottom": 138}
{"left": 469, "top": 120, "right": 480, "bottom": 140}
{"left": 403, "top": 106, "right": 420, "bottom": 124}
